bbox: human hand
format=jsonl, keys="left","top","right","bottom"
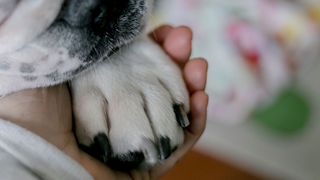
{"left": 0, "top": 25, "right": 208, "bottom": 179}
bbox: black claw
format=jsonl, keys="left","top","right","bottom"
{"left": 79, "top": 133, "right": 112, "bottom": 163}
{"left": 158, "top": 137, "right": 172, "bottom": 160}
{"left": 173, "top": 104, "right": 190, "bottom": 128}
{"left": 107, "top": 151, "right": 145, "bottom": 171}
{"left": 171, "top": 146, "right": 178, "bottom": 154}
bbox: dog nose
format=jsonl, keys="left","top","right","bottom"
{"left": 62, "top": 0, "right": 129, "bottom": 33}
{"left": 92, "top": 0, "right": 130, "bottom": 33}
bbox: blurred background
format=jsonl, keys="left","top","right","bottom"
{"left": 151, "top": 0, "right": 320, "bottom": 179}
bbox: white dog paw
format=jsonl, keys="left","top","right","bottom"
{"left": 71, "top": 37, "right": 189, "bottom": 170}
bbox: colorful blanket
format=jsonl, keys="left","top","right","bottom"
{"left": 152, "top": 0, "right": 320, "bottom": 124}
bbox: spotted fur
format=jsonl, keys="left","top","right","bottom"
{"left": 0, "top": 0, "right": 189, "bottom": 170}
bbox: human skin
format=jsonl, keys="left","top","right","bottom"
{"left": 0, "top": 25, "right": 208, "bottom": 180}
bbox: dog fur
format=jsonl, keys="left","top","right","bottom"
{"left": 0, "top": 0, "right": 189, "bottom": 170}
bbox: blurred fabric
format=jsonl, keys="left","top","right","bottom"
{"left": 153, "top": 1, "right": 320, "bottom": 179}
{"left": 153, "top": 0, "right": 320, "bottom": 125}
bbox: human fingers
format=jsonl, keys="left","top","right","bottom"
{"left": 151, "top": 25, "right": 193, "bottom": 66}
{"left": 184, "top": 58, "right": 208, "bottom": 94}
{"left": 150, "top": 91, "right": 208, "bottom": 179}
{"left": 150, "top": 24, "right": 173, "bottom": 44}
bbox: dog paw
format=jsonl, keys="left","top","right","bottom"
{"left": 71, "top": 37, "right": 189, "bottom": 170}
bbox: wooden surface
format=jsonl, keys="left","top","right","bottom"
{"left": 162, "top": 150, "right": 262, "bottom": 180}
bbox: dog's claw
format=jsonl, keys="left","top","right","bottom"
{"left": 108, "top": 151, "right": 145, "bottom": 171}
{"left": 107, "top": 139, "right": 158, "bottom": 170}
{"left": 158, "top": 137, "right": 172, "bottom": 160}
{"left": 173, "top": 104, "right": 190, "bottom": 128}
{"left": 80, "top": 133, "right": 112, "bottom": 163}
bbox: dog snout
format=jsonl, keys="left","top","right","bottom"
{"left": 61, "top": 0, "right": 129, "bottom": 33}
{"left": 92, "top": 0, "right": 130, "bottom": 34}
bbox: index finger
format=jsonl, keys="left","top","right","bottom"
{"left": 150, "top": 25, "right": 193, "bottom": 66}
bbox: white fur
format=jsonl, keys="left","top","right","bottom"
{"left": 0, "top": 0, "right": 189, "bottom": 167}
{"left": 72, "top": 36, "right": 189, "bottom": 165}
{"left": 0, "top": 0, "right": 64, "bottom": 54}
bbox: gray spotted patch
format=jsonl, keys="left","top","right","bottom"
{"left": 40, "top": 55, "right": 49, "bottom": 62}
{"left": 20, "top": 63, "right": 35, "bottom": 73}
{"left": 46, "top": 71, "right": 60, "bottom": 81}
{"left": 0, "top": 62, "right": 10, "bottom": 70}
{"left": 56, "top": 60, "right": 65, "bottom": 66}
{"left": 58, "top": 50, "right": 64, "bottom": 55}
{"left": 23, "top": 76, "right": 37, "bottom": 81}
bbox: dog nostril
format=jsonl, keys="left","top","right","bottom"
{"left": 61, "top": 0, "right": 129, "bottom": 32}
{"left": 91, "top": 0, "right": 129, "bottom": 34}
